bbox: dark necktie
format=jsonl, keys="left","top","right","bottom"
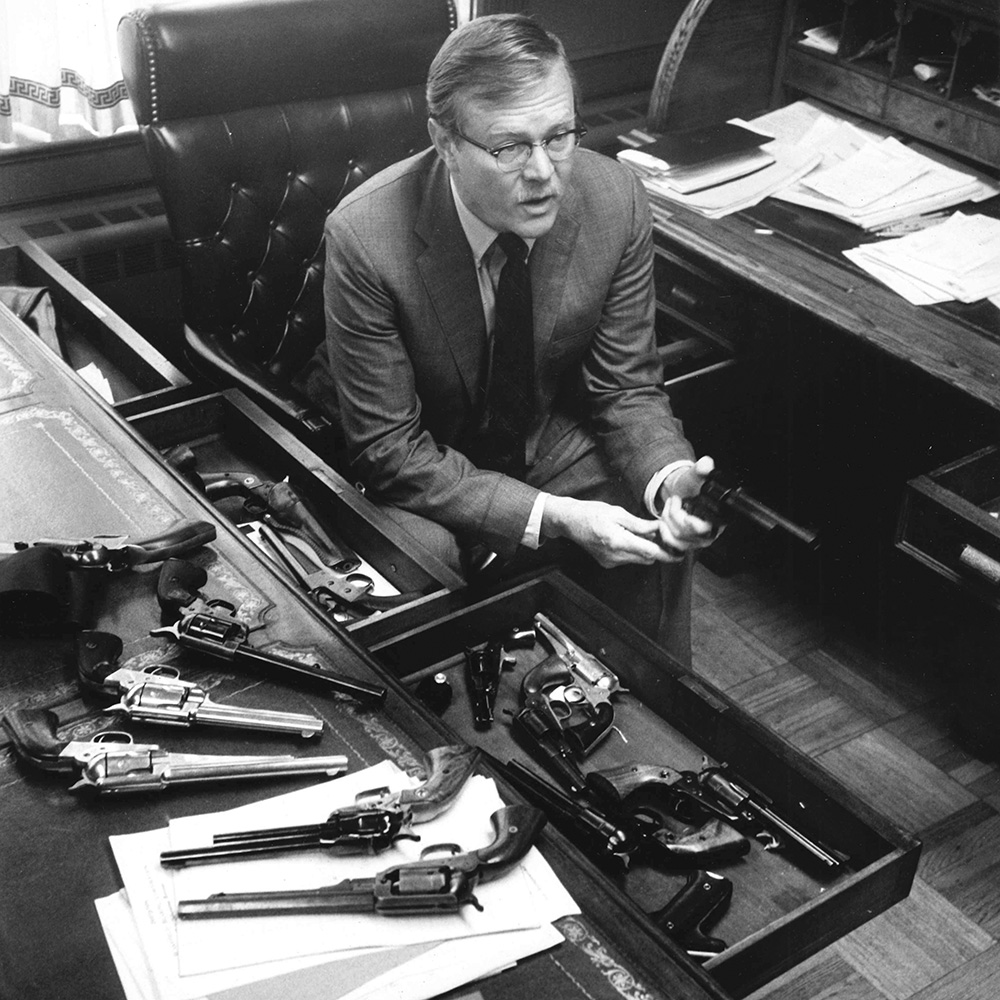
{"left": 481, "top": 232, "right": 533, "bottom": 478}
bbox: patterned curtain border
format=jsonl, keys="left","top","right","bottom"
{"left": 0, "top": 69, "right": 130, "bottom": 118}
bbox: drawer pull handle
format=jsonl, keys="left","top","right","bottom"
{"left": 959, "top": 544, "right": 1000, "bottom": 585}
{"left": 669, "top": 285, "right": 700, "bottom": 311}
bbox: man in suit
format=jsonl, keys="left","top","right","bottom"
{"left": 321, "top": 13, "right": 717, "bottom": 664}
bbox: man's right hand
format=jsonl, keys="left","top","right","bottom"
{"left": 540, "top": 495, "right": 685, "bottom": 568}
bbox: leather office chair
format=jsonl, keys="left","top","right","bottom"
{"left": 118, "top": 0, "right": 457, "bottom": 456}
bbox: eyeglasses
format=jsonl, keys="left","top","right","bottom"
{"left": 451, "top": 124, "right": 588, "bottom": 172}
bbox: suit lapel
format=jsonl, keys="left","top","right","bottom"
{"left": 530, "top": 184, "right": 581, "bottom": 360}
{"left": 415, "top": 160, "right": 488, "bottom": 407}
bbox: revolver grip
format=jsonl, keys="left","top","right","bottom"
{"left": 473, "top": 804, "right": 547, "bottom": 884}
{"left": 126, "top": 518, "right": 217, "bottom": 566}
{"left": 1, "top": 707, "right": 71, "bottom": 771}
{"left": 156, "top": 557, "right": 209, "bottom": 620}
{"left": 76, "top": 630, "right": 124, "bottom": 691}
{"left": 649, "top": 869, "right": 732, "bottom": 961}
{"left": 399, "top": 744, "right": 481, "bottom": 822}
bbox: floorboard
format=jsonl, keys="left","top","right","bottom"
{"left": 691, "top": 561, "right": 1000, "bottom": 1000}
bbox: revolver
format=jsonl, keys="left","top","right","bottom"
{"left": 501, "top": 759, "right": 748, "bottom": 873}
{"left": 0, "top": 516, "right": 217, "bottom": 573}
{"left": 683, "top": 471, "right": 819, "bottom": 549}
{"left": 176, "top": 803, "right": 546, "bottom": 919}
{"left": 160, "top": 743, "right": 481, "bottom": 866}
{"left": 463, "top": 626, "right": 532, "bottom": 729}
{"left": 170, "top": 460, "right": 414, "bottom": 618}
{"left": 590, "top": 760, "right": 845, "bottom": 871}
{"left": 1, "top": 706, "right": 348, "bottom": 794}
{"left": 152, "top": 559, "right": 387, "bottom": 706}
{"left": 76, "top": 630, "right": 324, "bottom": 738}
{"left": 0, "top": 517, "right": 216, "bottom": 633}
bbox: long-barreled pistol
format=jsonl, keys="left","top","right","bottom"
{"left": 160, "top": 744, "right": 481, "bottom": 867}
{"left": 501, "top": 759, "right": 748, "bottom": 872}
{"left": 1, "top": 706, "right": 348, "bottom": 794}
{"left": 76, "top": 630, "right": 324, "bottom": 738}
{"left": 176, "top": 804, "right": 546, "bottom": 919}
{"left": 152, "top": 559, "right": 387, "bottom": 707}
{"left": 0, "top": 517, "right": 217, "bottom": 573}
{"left": 590, "top": 760, "right": 845, "bottom": 872}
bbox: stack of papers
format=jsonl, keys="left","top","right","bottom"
{"left": 843, "top": 212, "right": 1000, "bottom": 307}
{"left": 618, "top": 119, "right": 823, "bottom": 220}
{"left": 618, "top": 120, "right": 777, "bottom": 194}
{"left": 97, "top": 760, "right": 579, "bottom": 1000}
{"left": 745, "top": 100, "right": 1000, "bottom": 231}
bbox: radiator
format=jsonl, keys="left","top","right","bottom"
{"left": 0, "top": 188, "right": 186, "bottom": 363}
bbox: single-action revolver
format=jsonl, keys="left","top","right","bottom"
{"left": 1, "top": 706, "right": 348, "bottom": 795}
{"left": 176, "top": 803, "right": 546, "bottom": 919}
{"left": 152, "top": 559, "right": 387, "bottom": 707}
{"left": 590, "top": 760, "right": 845, "bottom": 871}
{"left": 160, "top": 744, "right": 481, "bottom": 867}
{"left": 76, "top": 630, "right": 324, "bottom": 738}
{"left": 0, "top": 517, "right": 217, "bottom": 573}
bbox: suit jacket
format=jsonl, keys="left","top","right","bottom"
{"left": 323, "top": 146, "right": 693, "bottom": 556}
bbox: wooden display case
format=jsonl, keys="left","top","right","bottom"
{"left": 126, "top": 388, "right": 463, "bottom": 633}
{"left": 0, "top": 241, "right": 191, "bottom": 412}
{"left": 359, "top": 570, "right": 921, "bottom": 999}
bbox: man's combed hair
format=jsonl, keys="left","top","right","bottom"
{"left": 426, "top": 13, "right": 576, "bottom": 132}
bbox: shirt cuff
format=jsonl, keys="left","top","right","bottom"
{"left": 644, "top": 459, "right": 696, "bottom": 516}
{"left": 521, "top": 491, "right": 549, "bottom": 549}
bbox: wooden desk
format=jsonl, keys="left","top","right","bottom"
{"left": 652, "top": 197, "right": 1000, "bottom": 414}
{"left": 0, "top": 306, "right": 723, "bottom": 1000}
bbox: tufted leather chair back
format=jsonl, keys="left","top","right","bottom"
{"left": 118, "top": 0, "right": 456, "bottom": 447}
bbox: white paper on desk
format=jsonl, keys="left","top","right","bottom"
{"left": 643, "top": 141, "right": 821, "bottom": 218}
{"left": 800, "top": 137, "right": 930, "bottom": 208}
{"left": 842, "top": 246, "right": 951, "bottom": 305}
{"left": 96, "top": 890, "right": 160, "bottom": 1000}
{"left": 109, "top": 764, "right": 438, "bottom": 999}
{"left": 887, "top": 212, "right": 1000, "bottom": 275}
{"left": 172, "top": 773, "right": 561, "bottom": 976}
{"left": 845, "top": 212, "right": 1000, "bottom": 304}
{"left": 109, "top": 827, "right": 383, "bottom": 1000}
{"left": 97, "top": 889, "right": 565, "bottom": 1000}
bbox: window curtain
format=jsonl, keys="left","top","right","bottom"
{"left": 0, "top": 0, "right": 136, "bottom": 147}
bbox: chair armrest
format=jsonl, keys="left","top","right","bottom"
{"left": 184, "top": 326, "right": 336, "bottom": 442}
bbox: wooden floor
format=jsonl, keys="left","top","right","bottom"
{"left": 689, "top": 559, "right": 1000, "bottom": 1000}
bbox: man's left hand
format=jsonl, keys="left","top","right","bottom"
{"left": 656, "top": 455, "right": 719, "bottom": 557}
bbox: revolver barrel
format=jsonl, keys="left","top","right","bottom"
{"left": 699, "top": 768, "right": 842, "bottom": 869}
{"left": 69, "top": 749, "right": 348, "bottom": 793}
{"left": 109, "top": 679, "right": 324, "bottom": 737}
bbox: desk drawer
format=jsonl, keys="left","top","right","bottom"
{"left": 783, "top": 49, "right": 888, "bottom": 119}
{"left": 361, "top": 571, "right": 919, "bottom": 999}
{"left": 883, "top": 88, "right": 1000, "bottom": 165}
{"left": 127, "top": 388, "right": 462, "bottom": 632}
{"left": 0, "top": 242, "right": 191, "bottom": 411}
{"left": 897, "top": 445, "right": 1000, "bottom": 607}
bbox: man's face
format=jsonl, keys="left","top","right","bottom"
{"left": 434, "top": 62, "right": 577, "bottom": 240}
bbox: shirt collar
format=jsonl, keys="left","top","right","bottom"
{"left": 450, "top": 178, "right": 535, "bottom": 267}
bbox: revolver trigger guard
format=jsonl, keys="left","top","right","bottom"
{"left": 419, "top": 842, "right": 462, "bottom": 861}
{"left": 355, "top": 785, "right": 393, "bottom": 806}
{"left": 93, "top": 730, "right": 135, "bottom": 745}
